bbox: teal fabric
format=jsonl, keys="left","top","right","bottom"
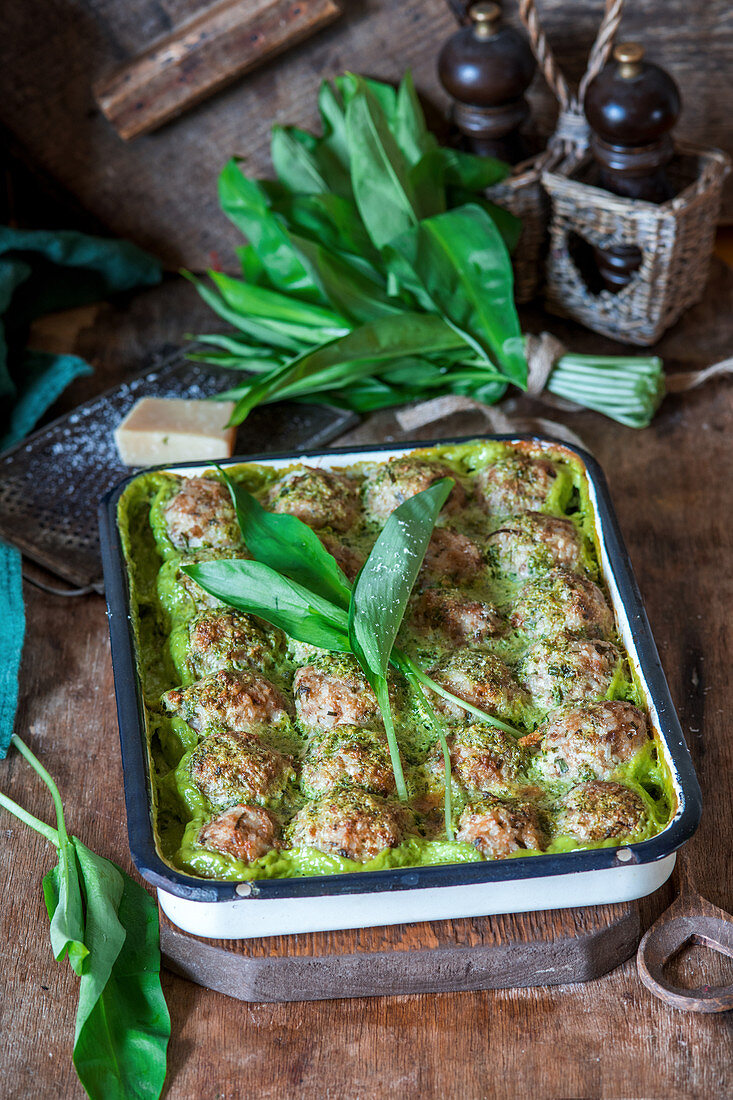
{"left": 0, "top": 227, "right": 162, "bottom": 757}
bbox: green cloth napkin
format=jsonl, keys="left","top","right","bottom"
{"left": 0, "top": 227, "right": 162, "bottom": 758}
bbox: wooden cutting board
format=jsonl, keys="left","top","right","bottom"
{"left": 160, "top": 900, "right": 640, "bottom": 1002}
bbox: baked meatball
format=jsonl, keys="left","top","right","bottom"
{"left": 419, "top": 528, "right": 484, "bottom": 585}
{"left": 524, "top": 701, "right": 649, "bottom": 782}
{"left": 158, "top": 548, "right": 252, "bottom": 617}
{"left": 288, "top": 790, "right": 413, "bottom": 862}
{"left": 556, "top": 780, "right": 647, "bottom": 841}
{"left": 363, "top": 456, "right": 466, "bottom": 523}
{"left": 426, "top": 723, "right": 527, "bottom": 795}
{"left": 486, "top": 513, "right": 584, "bottom": 578}
{"left": 163, "top": 477, "right": 242, "bottom": 551}
{"left": 162, "top": 668, "right": 293, "bottom": 735}
{"left": 266, "top": 466, "right": 360, "bottom": 532}
{"left": 411, "top": 588, "right": 505, "bottom": 646}
{"left": 197, "top": 804, "right": 280, "bottom": 863}
{"left": 293, "top": 655, "right": 393, "bottom": 731}
{"left": 475, "top": 454, "right": 564, "bottom": 515}
{"left": 319, "top": 534, "right": 365, "bottom": 582}
{"left": 457, "top": 796, "right": 546, "bottom": 858}
{"left": 510, "top": 569, "right": 614, "bottom": 641}
{"left": 429, "top": 648, "right": 528, "bottom": 723}
{"left": 189, "top": 731, "right": 295, "bottom": 810}
{"left": 185, "top": 609, "right": 284, "bottom": 678}
{"left": 519, "top": 638, "right": 622, "bottom": 712}
{"left": 300, "top": 727, "right": 397, "bottom": 797}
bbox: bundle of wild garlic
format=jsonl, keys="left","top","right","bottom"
{"left": 187, "top": 72, "right": 665, "bottom": 429}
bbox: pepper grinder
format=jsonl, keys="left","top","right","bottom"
{"left": 584, "top": 42, "right": 681, "bottom": 292}
{"left": 438, "top": 2, "right": 537, "bottom": 164}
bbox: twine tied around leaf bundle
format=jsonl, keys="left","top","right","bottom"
{"left": 395, "top": 331, "right": 733, "bottom": 444}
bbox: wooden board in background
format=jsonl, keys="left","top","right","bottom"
{"left": 160, "top": 903, "right": 641, "bottom": 1003}
{"left": 0, "top": 0, "right": 731, "bottom": 273}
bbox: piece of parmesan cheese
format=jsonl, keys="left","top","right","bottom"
{"left": 114, "top": 397, "right": 237, "bottom": 466}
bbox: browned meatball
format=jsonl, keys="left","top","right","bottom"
{"left": 163, "top": 477, "right": 242, "bottom": 551}
{"left": 363, "top": 456, "right": 466, "bottom": 523}
{"left": 486, "top": 513, "right": 584, "bottom": 578}
{"left": 293, "top": 655, "right": 392, "bottom": 731}
{"left": 411, "top": 588, "right": 504, "bottom": 646}
{"left": 524, "top": 701, "right": 649, "bottom": 782}
{"left": 189, "top": 731, "right": 295, "bottom": 810}
{"left": 266, "top": 466, "right": 360, "bottom": 532}
{"left": 426, "top": 723, "right": 527, "bottom": 795}
{"left": 510, "top": 569, "right": 614, "bottom": 641}
{"left": 475, "top": 454, "right": 563, "bottom": 515}
{"left": 300, "top": 727, "right": 397, "bottom": 797}
{"left": 519, "top": 638, "right": 622, "bottom": 712}
{"left": 185, "top": 609, "right": 284, "bottom": 678}
{"left": 287, "top": 790, "right": 414, "bottom": 862}
{"left": 197, "top": 805, "right": 281, "bottom": 863}
{"left": 318, "top": 534, "right": 365, "bottom": 582}
{"left": 556, "top": 781, "right": 647, "bottom": 841}
{"left": 457, "top": 797, "right": 546, "bottom": 858}
{"left": 429, "top": 648, "right": 528, "bottom": 723}
{"left": 162, "top": 668, "right": 293, "bottom": 735}
{"left": 419, "top": 527, "right": 484, "bottom": 585}
{"left": 158, "top": 548, "right": 252, "bottom": 618}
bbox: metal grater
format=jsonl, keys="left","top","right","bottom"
{"left": 0, "top": 347, "right": 357, "bottom": 590}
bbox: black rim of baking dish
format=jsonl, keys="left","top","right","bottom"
{"left": 99, "top": 434, "right": 702, "bottom": 903}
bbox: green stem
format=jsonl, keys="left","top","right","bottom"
{"left": 12, "top": 734, "right": 70, "bottom": 845}
{"left": 394, "top": 650, "right": 521, "bottom": 737}
{"left": 374, "top": 676, "right": 408, "bottom": 803}
{"left": 0, "top": 790, "right": 60, "bottom": 847}
{"left": 402, "top": 668, "right": 454, "bottom": 842}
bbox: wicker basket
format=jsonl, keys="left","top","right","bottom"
{"left": 445, "top": 0, "right": 624, "bottom": 303}
{"left": 542, "top": 143, "right": 730, "bottom": 345}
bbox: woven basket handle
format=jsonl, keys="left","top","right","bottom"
{"left": 518, "top": 0, "right": 624, "bottom": 151}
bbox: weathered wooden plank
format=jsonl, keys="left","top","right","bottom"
{"left": 94, "top": 0, "right": 342, "bottom": 140}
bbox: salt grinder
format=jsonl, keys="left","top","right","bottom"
{"left": 438, "top": 2, "right": 537, "bottom": 163}
{"left": 584, "top": 42, "right": 681, "bottom": 292}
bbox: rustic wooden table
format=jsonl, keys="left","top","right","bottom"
{"left": 1, "top": 264, "right": 732, "bottom": 1098}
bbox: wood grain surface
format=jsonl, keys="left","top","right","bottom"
{"left": 94, "top": 0, "right": 343, "bottom": 140}
{"left": 1, "top": 265, "right": 733, "bottom": 1096}
{"left": 160, "top": 902, "right": 641, "bottom": 1003}
{"left": 0, "top": 0, "right": 731, "bottom": 272}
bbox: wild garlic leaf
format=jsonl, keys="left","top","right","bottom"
{"left": 42, "top": 854, "right": 88, "bottom": 976}
{"left": 269, "top": 192, "right": 379, "bottom": 266}
{"left": 70, "top": 840, "right": 126, "bottom": 1032}
{"left": 183, "top": 559, "right": 351, "bottom": 652}
{"left": 216, "top": 468, "right": 352, "bottom": 610}
{"left": 218, "top": 160, "right": 324, "bottom": 301}
{"left": 71, "top": 853, "right": 170, "bottom": 1100}
{"left": 349, "top": 478, "right": 453, "bottom": 680}
{"left": 271, "top": 125, "right": 330, "bottom": 195}
{"left": 345, "top": 80, "right": 421, "bottom": 250}
{"left": 291, "top": 235, "right": 402, "bottom": 325}
{"left": 208, "top": 271, "right": 349, "bottom": 334}
{"left": 184, "top": 273, "right": 306, "bottom": 353}
{"left": 226, "top": 311, "right": 467, "bottom": 425}
{"left": 393, "top": 71, "right": 438, "bottom": 166}
{"left": 387, "top": 204, "right": 527, "bottom": 388}
{"left": 439, "top": 147, "right": 510, "bottom": 191}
